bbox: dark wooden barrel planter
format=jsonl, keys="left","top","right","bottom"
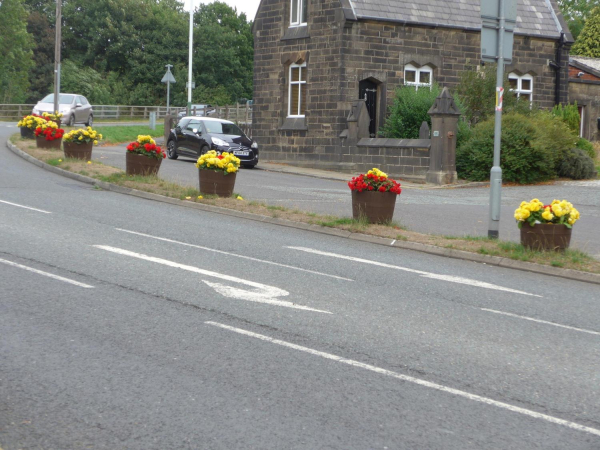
{"left": 351, "top": 190, "right": 397, "bottom": 223}
{"left": 64, "top": 141, "right": 93, "bottom": 160}
{"left": 20, "top": 127, "right": 35, "bottom": 139}
{"left": 35, "top": 135, "right": 62, "bottom": 149}
{"left": 199, "top": 169, "right": 237, "bottom": 197}
{"left": 126, "top": 152, "right": 162, "bottom": 176}
{"left": 520, "top": 223, "right": 572, "bottom": 251}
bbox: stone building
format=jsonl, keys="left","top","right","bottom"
{"left": 568, "top": 56, "right": 600, "bottom": 142}
{"left": 252, "top": 0, "right": 573, "bottom": 175}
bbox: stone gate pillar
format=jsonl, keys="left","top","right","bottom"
{"left": 426, "top": 87, "right": 460, "bottom": 185}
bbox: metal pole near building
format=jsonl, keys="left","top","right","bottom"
{"left": 487, "top": 0, "right": 505, "bottom": 239}
{"left": 187, "top": 0, "right": 194, "bottom": 116}
{"left": 53, "top": 0, "right": 62, "bottom": 115}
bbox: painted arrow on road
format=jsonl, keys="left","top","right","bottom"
{"left": 94, "top": 245, "right": 331, "bottom": 314}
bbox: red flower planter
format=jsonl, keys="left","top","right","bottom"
{"left": 126, "top": 152, "right": 162, "bottom": 176}
{"left": 351, "top": 190, "right": 397, "bottom": 223}
{"left": 35, "top": 135, "right": 62, "bottom": 149}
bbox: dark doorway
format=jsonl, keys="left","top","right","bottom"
{"left": 359, "top": 79, "right": 377, "bottom": 137}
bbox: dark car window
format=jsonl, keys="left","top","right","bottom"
{"left": 203, "top": 121, "right": 244, "bottom": 136}
{"left": 186, "top": 120, "right": 201, "bottom": 132}
{"left": 177, "top": 118, "right": 191, "bottom": 129}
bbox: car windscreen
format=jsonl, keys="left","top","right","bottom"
{"left": 203, "top": 121, "right": 243, "bottom": 136}
{"left": 41, "top": 94, "right": 75, "bottom": 104}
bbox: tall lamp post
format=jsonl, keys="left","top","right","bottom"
{"left": 187, "top": 0, "right": 194, "bottom": 115}
{"left": 53, "top": 0, "right": 62, "bottom": 115}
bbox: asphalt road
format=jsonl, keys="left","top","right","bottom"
{"left": 2, "top": 126, "right": 600, "bottom": 448}
{"left": 89, "top": 142, "right": 600, "bottom": 259}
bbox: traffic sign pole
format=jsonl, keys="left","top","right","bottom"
{"left": 488, "top": 0, "right": 505, "bottom": 239}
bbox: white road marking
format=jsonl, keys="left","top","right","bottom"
{"left": 0, "top": 199, "right": 51, "bottom": 214}
{"left": 481, "top": 308, "right": 600, "bottom": 336}
{"left": 116, "top": 228, "right": 352, "bottom": 281}
{"left": 287, "top": 247, "right": 541, "bottom": 297}
{"left": 94, "top": 245, "right": 331, "bottom": 314}
{"left": 0, "top": 258, "right": 93, "bottom": 288}
{"left": 206, "top": 321, "right": 600, "bottom": 437}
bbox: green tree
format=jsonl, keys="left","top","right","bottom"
{"left": 571, "top": 7, "right": 600, "bottom": 56}
{"left": 0, "top": 0, "right": 34, "bottom": 103}
{"left": 192, "top": 1, "right": 254, "bottom": 104}
{"left": 25, "top": 10, "right": 55, "bottom": 102}
{"left": 557, "top": 0, "right": 600, "bottom": 40}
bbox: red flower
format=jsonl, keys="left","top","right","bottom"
{"left": 379, "top": 186, "right": 386, "bottom": 192}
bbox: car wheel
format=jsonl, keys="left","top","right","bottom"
{"left": 85, "top": 114, "right": 93, "bottom": 126}
{"left": 200, "top": 145, "right": 209, "bottom": 156}
{"left": 67, "top": 114, "right": 75, "bottom": 127}
{"left": 167, "top": 140, "right": 179, "bottom": 160}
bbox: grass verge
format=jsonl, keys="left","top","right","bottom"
{"left": 94, "top": 125, "right": 165, "bottom": 145}
{"left": 11, "top": 135, "right": 600, "bottom": 275}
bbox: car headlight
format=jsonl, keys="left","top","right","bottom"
{"left": 251, "top": 141, "right": 258, "bottom": 149}
{"left": 211, "top": 137, "right": 229, "bottom": 147}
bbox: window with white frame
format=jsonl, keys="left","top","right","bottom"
{"left": 290, "top": 0, "right": 307, "bottom": 26}
{"left": 508, "top": 73, "right": 533, "bottom": 102}
{"left": 288, "top": 63, "right": 307, "bottom": 117}
{"left": 404, "top": 64, "right": 433, "bottom": 89}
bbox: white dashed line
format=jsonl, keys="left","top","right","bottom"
{"left": 206, "top": 321, "right": 600, "bottom": 438}
{"left": 0, "top": 258, "right": 93, "bottom": 288}
{"left": 287, "top": 247, "right": 541, "bottom": 297}
{"left": 0, "top": 199, "right": 51, "bottom": 214}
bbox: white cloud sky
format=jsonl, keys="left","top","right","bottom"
{"left": 184, "top": 0, "right": 261, "bottom": 20}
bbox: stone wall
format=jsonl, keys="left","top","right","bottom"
{"left": 342, "top": 139, "right": 431, "bottom": 179}
{"left": 569, "top": 80, "right": 600, "bottom": 142}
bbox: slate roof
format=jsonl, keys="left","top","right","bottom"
{"left": 570, "top": 56, "right": 600, "bottom": 77}
{"left": 347, "top": 0, "right": 569, "bottom": 40}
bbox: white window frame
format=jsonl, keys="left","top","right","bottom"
{"left": 290, "top": 0, "right": 307, "bottom": 27}
{"left": 288, "top": 63, "right": 307, "bottom": 117}
{"left": 508, "top": 73, "right": 533, "bottom": 102}
{"left": 404, "top": 64, "right": 433, "bottom": 90}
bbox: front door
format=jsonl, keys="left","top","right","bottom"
{"left": 359, "top": 80, "right": 377, "bottom": 137}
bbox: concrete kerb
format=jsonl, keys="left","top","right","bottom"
{"left": 6, "top": 138, "right": 600, "bottom": 286}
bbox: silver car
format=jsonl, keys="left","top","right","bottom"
{"left": 32, "top": 93, "right": 94, "bottom": 127}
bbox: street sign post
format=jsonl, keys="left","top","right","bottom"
{"left": 161, "top": 64, "right": 176, "bottom": 113}
{"left": 481, "top": 0, "right": 516, "bottom": 239}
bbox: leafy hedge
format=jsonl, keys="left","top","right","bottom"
{"left": 457, "top": 112, "right": 577, "bottom": 183}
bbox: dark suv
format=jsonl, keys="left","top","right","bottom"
{"left": 166, "top": 117, "right": 258, "bottom": 168}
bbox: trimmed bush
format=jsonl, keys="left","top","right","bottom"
{"left": 457, "top": 113, "right": 559, "bottom": 183}
{"left": 576, "top": 137, "right": 596, "bottom": 160}
{"left": 528, "top": 111, "right": 578, "bottom": 171}
{"left": 558, "top": 148, "right": 598, "bottom": 179}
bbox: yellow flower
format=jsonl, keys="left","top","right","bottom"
{"left": 78, "top": 136, "right": 83, "bottom": 141}
{"left": 87, "top": 161, "right": 91, "bottom": 164}
{"left": 58, "top": 159, "right": 62, "bottom": 162}
{"left": 93, "top": 140, "right": 98, "bottom": 145}
{"left": 541, "top": 209, "right": 553, "bottom": 221}
{"left": 185, "top": 196, "right": 191, "bottom": 200}
{"left": 236, "top": 195, "right": 244, "bottom": 200}
{"left": 197, "top": 195, "right": 203, "bottom": 199}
